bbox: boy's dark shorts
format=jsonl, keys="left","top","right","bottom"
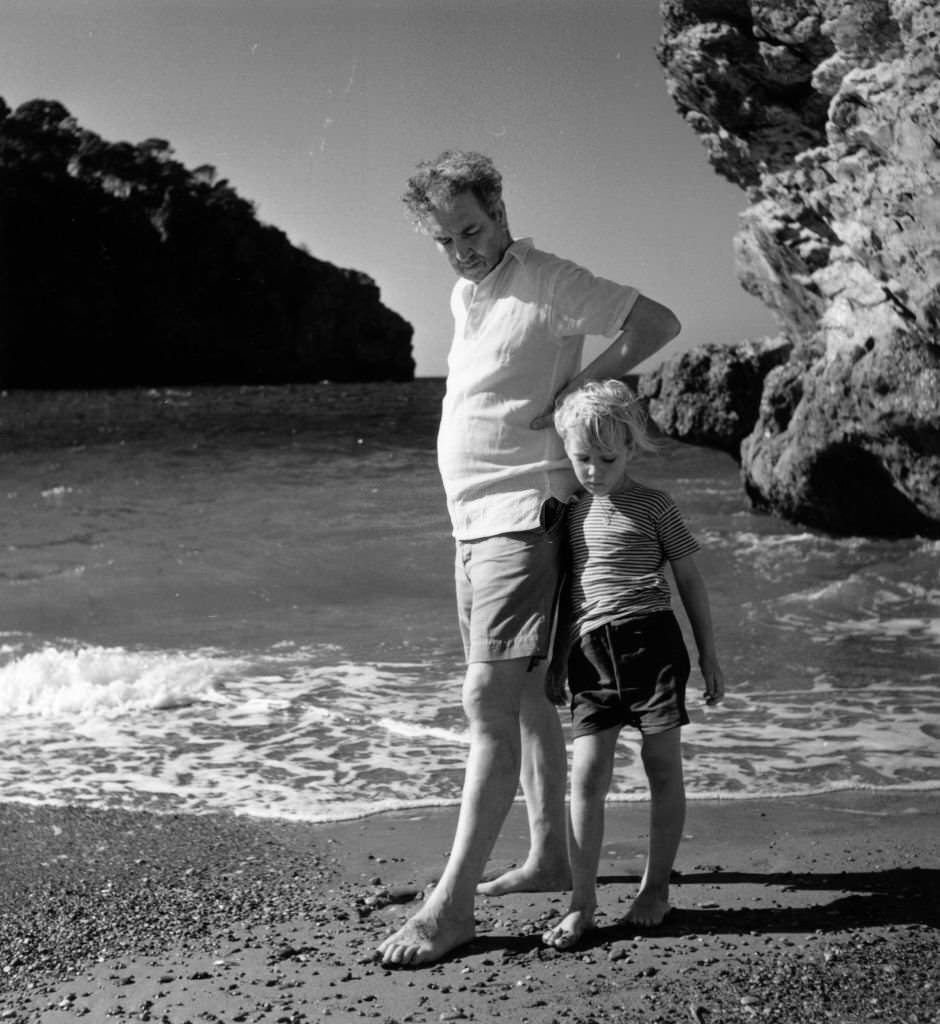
{"left": 569, "top": 611, "right": 691, "bottom": 738}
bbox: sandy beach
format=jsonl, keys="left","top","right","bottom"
{"left": 1, "top": 792, "right": 937, "bottom": 1024}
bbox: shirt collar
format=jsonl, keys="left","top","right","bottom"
{"left": 469, "top": 237, "right": 533, "bottom": 290}
{"left": 506, "top": 237, "right": 533, "bottom": 264}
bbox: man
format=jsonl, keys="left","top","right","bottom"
{"left": 378, "top": 151, "right": 680, "bottom": 966}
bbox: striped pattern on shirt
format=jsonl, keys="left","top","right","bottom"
{"left": 566, "top": 481, "right": 699, "bottom": 638}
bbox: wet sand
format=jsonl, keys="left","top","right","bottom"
{"left": 1, "top": 791, "right": 937, "bottom": 1023}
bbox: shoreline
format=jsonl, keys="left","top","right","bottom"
{"left": 1, "top": 791, "right": 937, "bottom": 1023}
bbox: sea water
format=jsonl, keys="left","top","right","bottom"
{"left": 0, "top": 381, "right": 937, "bottom": 822}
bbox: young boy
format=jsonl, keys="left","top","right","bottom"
{"left": 542, "top": 379, "right": 725, "bottom": 950}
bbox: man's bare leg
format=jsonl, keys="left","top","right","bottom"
{"left": 377, "top": 659, "right": 529, "bottom": 966}
{"left": 624, "top": 727, "right": 684, "bottom": 927}
{"left": 477, "top": 668, "right": 571, "bottom": 896}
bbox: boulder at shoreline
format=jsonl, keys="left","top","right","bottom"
{"left": 639, "top": 336, "right": 792, "bottom": 459}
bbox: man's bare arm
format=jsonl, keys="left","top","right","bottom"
{"left": 531, "top": 294, "right": 680, "bottom": 428}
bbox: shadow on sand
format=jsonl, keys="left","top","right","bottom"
{"left": 460, "top": 866, "right": 939, "bottom": 959}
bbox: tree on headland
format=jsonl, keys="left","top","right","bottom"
{"left": 0, "top": 98, "right": 414, "bottom": 388}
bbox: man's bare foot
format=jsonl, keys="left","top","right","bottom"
{"left": 377, "top": 906, "right": 475, "bottom": 967}
{"left": 541, "top": 908, "right": 595, "bottom": 950}
{"left": 622, "top": 888, "right": 671, "bottom": 927}
{"left": 476, "top": 859, "right": 571, "bottom": 897}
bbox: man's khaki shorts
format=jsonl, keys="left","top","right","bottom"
{"left": 454, "top": 498, "right": 566, "bottom": 665}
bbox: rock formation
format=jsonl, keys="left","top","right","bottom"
{"left": 656, "top": 0, "right": 940, "bottom": 536}
{"left": 0, "top": 98, "right": 414, "bottom": 386}
{"left": 639, "top": 336, "right": 791, "bottom": 456}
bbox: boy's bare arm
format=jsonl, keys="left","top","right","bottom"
{"left": 670, "top": 554, "right": 725, "bottom": 705}
{"left": 544, "top": 575, "right": 571, "bottom": 705}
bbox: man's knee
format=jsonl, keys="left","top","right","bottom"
{"left": 462, "top": 659, "right": 527, "bottom": 726}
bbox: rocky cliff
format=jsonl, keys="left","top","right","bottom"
{"left": 655, "top": 0, "right": 939, "bottom": 537}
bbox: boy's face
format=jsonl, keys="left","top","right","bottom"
{"left": 422, "top": 190, "right": 511, "bottom": 283}
{"left": 563, "top": 437, "right": 631, "bottom": 497}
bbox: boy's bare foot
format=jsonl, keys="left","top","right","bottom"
{"left": 476, "top": 858, "right": 571, "bottom": 897}
{"left": 377, "top": 907, "right": 475, "bottom": 967}
{"left": 623, "top": 888, "right": 671, "bottom": 927}
{"left": 541, "top": 908, "right": 595, "bottom": 950}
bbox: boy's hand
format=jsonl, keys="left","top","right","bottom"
{"left": 699, "top": 655, "right": 725, "bottom": 706}
{"left": 545, "top": 574, "right": 572, "bottom": 706}
{"left": 544, "top": 660, "right": 568, "bottom": 706}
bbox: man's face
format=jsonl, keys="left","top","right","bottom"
{"left": 423, "top": 191, "right": 511, "bottom": 284}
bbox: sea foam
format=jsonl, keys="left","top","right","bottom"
{"left": 0, "top": 644, "right": 238, "bottom": 718}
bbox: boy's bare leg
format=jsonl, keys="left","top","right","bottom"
{"left": 476, "top": 671, "right": 571, "bottom": 896}
{"left": 542, "top": 727, "right": 619, "bottom": 948}
{"left": 377, "top": 659, "right": 529, "bottom": 966}
{"left": 624, "top": 726, "right": 684, "bottom": 927}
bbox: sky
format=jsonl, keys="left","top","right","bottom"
{"left": 1, "top": 0, "right": 778, "bottom": 377}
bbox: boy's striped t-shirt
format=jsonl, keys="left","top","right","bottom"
{"left": 566, "top": 481, "right": 699, "bottom": 638}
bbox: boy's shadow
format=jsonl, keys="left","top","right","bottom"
{"left": 582, "top": 866, "right": 939, "bottom": 949}
{"left": 464, "top": 866, "right": 940, "bottom": 959}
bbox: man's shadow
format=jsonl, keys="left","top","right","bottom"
{"left": 464, "top": 866, "right": 940, "bottom": 958}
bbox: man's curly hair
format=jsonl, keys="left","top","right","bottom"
{"left": 402, "top": 150, "right": 503, "bottom": 229}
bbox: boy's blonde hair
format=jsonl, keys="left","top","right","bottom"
{"left": 554, "top": 379, "right": 658, "bottom": 456}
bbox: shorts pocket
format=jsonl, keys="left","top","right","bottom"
{"left": 538, "top": 496, "right": 568, "bottom": 534}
